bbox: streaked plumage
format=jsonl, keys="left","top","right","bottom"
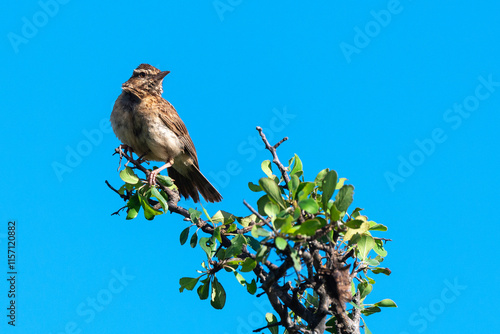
{"left": 110, "top": 64, "right": 222, "bottom": 203}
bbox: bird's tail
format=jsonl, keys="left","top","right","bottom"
{"left": 167, "top": 166, "right": 223, "bottom": 203}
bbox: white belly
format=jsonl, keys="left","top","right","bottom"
{"left": 110, "top": 93, "right": 182, "bottom": 163}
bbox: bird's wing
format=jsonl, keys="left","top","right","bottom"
{"left": 157, "top": 99, "right": 199, "bottom": 167}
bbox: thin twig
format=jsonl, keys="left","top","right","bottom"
{"left": 109, "top": 146, "right": 231, "bottom": 247}
{"left": 111, "top": 206, "right": 127, "bottom": 216}
{"left": 274, "top": 137, "right": 289, "bottom": 149}
{"left": 253, "top": 321, "right": 282, "bottom": 333}
{"left": 256, "top": 126, "right": 290, "bottom": 184}
{"left": 243, "top": 199, "right": 275, "bottom": 232}
{"left": 105, "top": 180, "right": 128, "bottom": 200}
{"left": 375, "top": 237, "right": 393, "bottom": 243}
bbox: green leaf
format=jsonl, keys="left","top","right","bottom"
{"left": 290, "top": 248, "right": 301, "bottom": 271}
{"left": 374, "top": 299, "right": 397, "bottom": 308}
{"left": 325, "top": 317, "right": 337, "bottom": 333}
{"left": 265, "top": 313, "right": 279, "bottom": 334}
{"left": 199, "top": 237, "right": 216, "bottom": 258}
{"left": 259, "top": 177, "right": 286, "bottom": 209}
{"left": 118, "top": 185, "right": 127, "bottom": 195}
{"left": 358, "top": 281, "right": 372, "bottom": 300}
{"left": 126, "top": 205, "right": 139, "bottom": 220}
{"left": 357, "top": 234, "right": 375, "bottom": 260}
{"left": 293, "top": 206, "right": 301, "bottom": 220}
{"left": 213, "top": 226, "right": 222, "bottom": 243}
{"left": 349, "top": 301, "right": 363, "bottom": 310}
{"left": 345, "top": 219, "right": 364, "bottom": 229}
{"left": 257, "top": 195, "right": 271, "bottom": 216}
{"left": 238, "top": 214, "right": 256, "bottom": 228}
{"left": 371, "top": 267, "right": 392, "bottom": 276}
{"left": 180, "top": 227, "right": 190, "bottom": 245}
{"left": 211, "top": 210, "right": 236, "bottom": 224}
{"left": 298, "top": 198, "right": 319, "bottom": 214}
{"left": 216, "top": 248, "right": 226, "bottom": 261}
{"left": 126, "top": 194, "right": 140, "bottom": 220}
{"left": 369, "top": 222, "right": 388, "bottom": 231}
{"left": 240, "top": 258, "right": 257, "bottom": 272}
{"left": 225, "top": 234, "right": 246, "bottom": 258}
{"left": 251, "top": 225, "right": 271, "bottom": 238}
{"left": 290, "top": 154, "right": 303, "bottom": 177}
{"left": 188, "top": 208, "right": 202, "bottom": 223}
{"left": 119, "top": 166, "right": 139, "bottom": 184}
{"left": 296, "top": 182, "right": 315, "bottom": 201}
{"left": 306, "top": 292, "right": 319, "bottom": 308}
{"left": 336, "top": 178, "right": 347, "bottom": 190}
{"left": 294, "top": 219, "right": 324, "bottom": 236}
{"left": 246, "top": 279, "right": 257, "bottom": 295}
{"left": 351, "top": 207, "right": 364, "bottom": 218}
{"left": 365, "top": 259, "right": 380, "bottom": 266}
{"left": 344, "top": 221, "right": 371, "bottom": 242}
{"left": 373, "top": 239, "right": 388, "bottom": 257}
{"left": 234, "top": 272, "right": 246, "bottom": 286}
{"left": 179, "top": 277, "right": 200, "bottom": 292}
{"left": 150, "top": 186, "right": 168, "bottom": 211}
{"left": 261, "top": 160, "right": 273, "bottom": 177}
{"left": 197, "top": 276, "right": 210, "bottom": 300}
{"left": 275, "top": 237, "right": 287, "bottom": 250}
{"left": 288, "top": 175, "right": 300, "bottom": 199}
{"left": 156, "top": 174, "right": 173, "bottom": 187}
{"left": 247, "top": 237, "right": 261, "bottom": 252}
{"left": 362, "top": 306, "right": 381, "bottom": 316}
{"left": 190, "top": 232, "right": 198, "bottom": 248}
{"left": 335, "top": 184, "right": 354, "bottom": 213}
{"left": 264, "top": 201, "right": 280, "bottom": 218}
{"left": 201, "top": 206, "right": 213, "bottom": 224}
{"left": 329, "top": 202, "right": 342, "bottom": 221}
{"left": 314, "top": 168, "right": 329, "bottom": 187}
{"left": 210, "top": 276, "right": 226, "bottom": 309}
{"left": 274, "top": 215, "right": 293, "bottom": 233}
{"left": 255, "top": 245, "right": 268, "bottom": 263}
{"left": 126, "top": 194, "right": 140, "bottom": 208}
{"left": 248, "top": 182, "right": 263, "bottom": 192}
{"left": 138, "top": 193, "right": 162, "bottom": 220}
{"left": 366, "top": 275, "right": 376, "bottom": 284}
{"left": 321, "top": 170, "right": 338, "bottom": 210}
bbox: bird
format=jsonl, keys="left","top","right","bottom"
{"left": 110, "top": 64, "right": 222, "bottom": 203}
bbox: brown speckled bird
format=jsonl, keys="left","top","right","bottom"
{"left": 110, "top": 64, "right": 222, "bottom": 203}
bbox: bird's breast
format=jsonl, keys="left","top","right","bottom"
{"left": 110, "top": 92, "right": 182, "bottom": 163}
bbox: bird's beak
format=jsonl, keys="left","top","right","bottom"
{"left": 156, "top": 71, "right": 170, "bottom": 81}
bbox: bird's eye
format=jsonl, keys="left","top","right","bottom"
{"left": 138, "top": 72, "right": 146, "bottom": 78}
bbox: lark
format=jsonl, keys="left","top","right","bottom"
{"left": 111, "top": 64, "right": 222, "bottom": 203}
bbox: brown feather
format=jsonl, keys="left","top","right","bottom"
{"left": 156, "top": 100, "right": 199, "bottom": 167}
{"left": 168, "top": 166, "right": 222, "bottom": 203}
{"left": 111, "top": 64, "right": 222, "bottom": 203}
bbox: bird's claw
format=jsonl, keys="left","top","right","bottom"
{"left": 148, "top": 171, "right": 158, "bottom": 185}
{"left": 116, "top": 144, "right": 133, "bottom": 171}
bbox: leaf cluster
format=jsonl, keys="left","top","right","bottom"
{"left": 108, "top": 130, "right": 395, "bottom": 334}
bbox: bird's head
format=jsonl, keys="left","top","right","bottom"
{"left": 122, "top": 64, "right": 170, "bottom": 98}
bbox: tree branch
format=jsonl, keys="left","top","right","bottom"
{"left": 256, "top": 126, "right": 290, "bottom": 184}
{"left": 243, "top": 199, "right": 276, "bottom": 232}
{"left": 108, "top": 147, "right": 231, "bottom": 247}
{"left": 107, "top": 125, "right": 388, "bottom": 334}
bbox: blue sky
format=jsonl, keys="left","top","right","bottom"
{"left": 1, "top": 1, "right": 499, "bottom": 333}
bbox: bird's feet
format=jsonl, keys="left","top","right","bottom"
{"left": 147, "top": 162, "right": 172, "bottom": 186}
{"left": 117, "top": 144, "right": 132, "bottom": 157}
{"left": 116, "top": 144, "right": 133, "bottom": 171}
{"left": 147, "top": 169, "right": 159, "bottom": 185}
